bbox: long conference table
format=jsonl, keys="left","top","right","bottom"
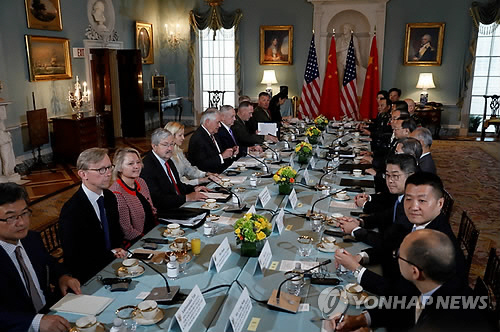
{"left": 54, "top": 127, "right": 380, "bottom": 332}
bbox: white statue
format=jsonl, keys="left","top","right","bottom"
{"left": 92, "top": 1, "right": 107, "bottom": 32}
{"left": 0, "top": 105, "right": 20, "bottom": 182}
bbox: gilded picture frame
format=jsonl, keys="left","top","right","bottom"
{"left": 25, "top": 35, "right": 72, "bottom": 82}
{"left": 136, "top": 21, "right": 154, "bottom": 64}
{"left": 404, "top": 23, "right": 445, "bottom": 66}
{"left": 25, "top": 0, "right": 63, "bottom": 31}
{"left": 260, "top": 25, "right": 293, "bottom": 65}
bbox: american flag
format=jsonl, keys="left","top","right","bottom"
{"left": 298, "top": 34, "right": 320, "bottom": 119}
{"left": 340, "top": 35, "right": 359, "bottom": 119}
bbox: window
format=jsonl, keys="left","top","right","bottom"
{"left": 469, "top": 23, "right": 500, "bottom": 132}
{"left": 199, "top": 28, "right": 236, "bottom": 110}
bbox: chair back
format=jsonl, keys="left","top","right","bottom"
{"left": 474, "top": 248, "right": 500, "bottom": 330}
{"left": 481, "top": 94, "right": 500, "bottom": 140}
{"left": 457, "top": 210, "right": 480, "bottom": 276}
{"left": 38, "top": 219, "right": 63, "bottom": 262}
{"left": 208, "top": 90, "right": 225, "bottom": 109}
{"left": 442, "top": 189, "right": 454, "bottom": 223}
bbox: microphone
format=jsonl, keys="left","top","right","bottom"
{"left": 309, "top": 188, "right": 343, "bottom": 219}
{"left": 317, "top": 160, "right": 345, "bottom": 187}
{"left": 126, "top": 249, "right": 180, "bottom": 302}
{"left": 208, "top": 179, "right": 247, "bottom": 212}
{"left": 263, "top": 142, "right": 280, "bottom": 162}
{"left": 246, "top": 153, "right": 272, "bottom": 176}
{"left": 268, "top": 259, "right": 332, "bottom": 312}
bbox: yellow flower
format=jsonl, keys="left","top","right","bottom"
{"left": 254, "top": 221, "right": 262, "bottom": 229}
{"left": 281, "top": 177, "right": 286, "bottom": 182}
{"left": 258, "top": 217, "right": 265, "bottom": 222}
{"left": 273, "top": 174, "right": 280, "bottom": 182}
{"left": 244, "top": 213, "right": 252, "bottom": 220}
{"left": 257, "top": 231, "right": 266, "bottom": 241}
{"left": 235, "top": 228, "right": 241, "bottom": 235}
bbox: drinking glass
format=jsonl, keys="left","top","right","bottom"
{"left": 297, "top": 236, "right": 313, "bottom": 257}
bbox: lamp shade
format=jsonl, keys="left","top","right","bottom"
{"left": 261, "top": 70, "right": 278, "bottom": 85}
{"left": 416, "top": 73, "right": 436, "bottom": 89}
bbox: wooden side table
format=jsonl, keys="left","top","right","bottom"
{"left": 144, "top": 97, "right": 183, "bottom": 129}
{"left": 415, "top": 103, "right": 443, "bottom": 138}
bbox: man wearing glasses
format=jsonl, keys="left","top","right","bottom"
{"left": 59, "top": 148, "right": 126, "bottom": 283}
{"left": 142, "top": 128, "right": 209, "bottom": 216}
{"left": 0, "top": 183, "right": 81, "bottom": 332}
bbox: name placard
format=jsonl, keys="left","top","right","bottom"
{"left": 209, "top": 237, "right": 231, "bottom": 273}
{"left": 272, "top": 208, "right": 285, "bottom": 234}
{"left": 257, "top": 240, "right": 272, "bottom": 273}
{"left": 256, "top": 186, "right": 271, "bottom": 208}
{"left": 287, "top": 189, "right": 298, "bottom": 210}
{"left": 302, "top": 169, "right": 311, "bottom": 185}
{"left": 228, "top": 288, "right": 253, "bottom": 332}
{"left": 173, "top": 285, "right": 206, "bottom": 332}
{"left": 308, "top": 157, "right": 316, "bottom": 170}
{"left": 247, "top": 205, "right": 256, "bottom": 215}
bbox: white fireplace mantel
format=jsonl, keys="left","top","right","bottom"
{"left": 308, "top": 0, "right": 389, "bottom": 93}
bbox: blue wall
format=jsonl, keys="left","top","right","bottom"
{"left": 0, "top": 0, "right": 480, "bottom": 161}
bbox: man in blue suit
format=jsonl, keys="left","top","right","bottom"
{"left": 0, "top": 183, "right": 81, "bottom": 332}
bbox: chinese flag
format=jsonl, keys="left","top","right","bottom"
{"left": 359, "top": 36, "right": 380, "bottom": 120}
{"left": 359, "top": 36, "right": 380, "bottom": 119}
{"left": 319, "top": 35, "right": 341, "bottom": 120}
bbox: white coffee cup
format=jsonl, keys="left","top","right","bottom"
{"left": 345, "top": 283, "right": 364, "bottom": 303}
{"left": 76, "top": 315, "right": 98, "bottom": 332}
{"left": 265, "top": 151, "right": 273, "bottom": 159}
{"left": 321, "top": 236, "right": 336, "bottom": 249}
{"left": 137, "top": 300, "right": 159, "bottom": 320}
{"left": 122, "top": 258, "right": 141, "bottom": 274}
{"left": 336, "top": 191, "right": 348, "bottom": 200}
{"left": 205, "top": 198, "right": 217, "bottom": 208}
{"left": 353, "top": 169, "right": 363, "bottom": 177}
{"left": 167, "top": 223, "right": 181, "bottom": 235}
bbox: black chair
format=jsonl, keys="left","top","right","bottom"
{"left": 457, "top": 211, "right": 480, "bottom": 277}
{"left": 38, "top": 219, "right": 63, "bottom": 262}
{"left": 480, "top": 94, "right": 500, "bottom": 141}
{"left": 474, "top": 248, "right": 500, "bottom": 330}
{"left": 442, "top": 189, "right": 454, "bottom": 223}
{"left": 207, "top": 90, "right": 225, "bottom": 109}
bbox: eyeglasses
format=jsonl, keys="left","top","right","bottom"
{"left": 393, "top": 252, "right": 423, "bottom": 271}
{"left": 0, "top": 209, "right": 32, "bottom": 224}
{"left": 86, "top": 165, "right": 114, "bottom": 175}
{"left": 158, "top": 142, "right": 175, "bottom": 148}
{"left": 383, "top": 172, "right": 405, "bottom": 181}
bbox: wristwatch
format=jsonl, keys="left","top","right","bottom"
{"left": 353, "top": 265, "right": 363, "bottom": 279}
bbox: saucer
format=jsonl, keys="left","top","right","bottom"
{"left": 133, "top": 308, "right": 164, "bottom": 325}
{"left": 117, "top": 265, "right": 145, "bottom": 278}
{"left": 201, "top": 203, "right": 221, "bottom": 210}
{"left": 169, "top": 242, "right": 192, "bottom": 252}
{"left": 352, "top": 173, "right": 364, "bottom": 178}
{"left": 333, "top": 194, "right": 350, "bottom": 201}
{"left": 162, "top": 229, "right": 185, "bottom": 238}
{"left": 70, "top": 323, "right": 106, "bottom": 332}
{"left": 316, "top": 242, "right": 338, "bottom": 253}
{"left": 234, "top": 187, "right": 246, "bottom": 193}
{"left": 166, "top": 253, "right": 193, "bottom": 264}
{"left": 315, "top": 184, "right": 329, "bottom": 191}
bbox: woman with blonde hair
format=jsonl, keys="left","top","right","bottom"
{"left": 164, "top": 121, "right": 218, "bottom": 185}
{"left": 110, "top": 147, "right": 156, "bottom": 245}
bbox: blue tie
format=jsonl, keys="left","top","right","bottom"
{"left": 228, "top": 128, "right": 237, "bottom": 145}
{"left": 97, "top": 196, "right": 112, "bottom": 250}
{"left": 393, "top": 199, "right": 401, "bottom": 223}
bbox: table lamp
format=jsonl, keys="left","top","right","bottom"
{"left": 416, "top": 73, "right": 435, "bottom": 106}
{"left": 261, "top": 70, "right": 278, "bottom": 96}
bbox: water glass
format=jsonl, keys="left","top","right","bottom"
{"left": 286, "top": 272, "right": 304, "bottom": 296}
{"left": 297, "top": 236, "right": 313, "bottom": 257}
{"left": 312, "top": 217, "right": 324, "bottom": 233}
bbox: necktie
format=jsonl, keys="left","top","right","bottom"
{"left": 165, "top": 161, "right": 181, "bottom": 195}
{"left": 228, "top": 128, "right": 237, "bottom": 145}
{"left": 210, "top": 134, "right": 221, "bottom": 153}
{"left": 15, "top": 247, "right": 44, "bottom": 312}
{"left": 96, "top": 196, "right": 112, "bottom": 250}
{"left": 412, "top": 225, "right": 418, "bottom": 232}
{"left": 393, "top": 199, "right": 401, "bottom": 223}
{"left": 415, "top": 296, "right": 424, "bottom": 323}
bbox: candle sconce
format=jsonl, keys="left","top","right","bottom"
{"left": 68, "top": 75, "right": 90, "bottom": 119}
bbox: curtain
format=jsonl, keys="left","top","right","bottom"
{"left": 188, "top": 5, "right": 243, "bottom": 111}
{"left": 458, "top": 0, "right": 500, "bottom": 109}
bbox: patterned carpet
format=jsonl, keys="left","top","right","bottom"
{"left": 432, "top": 140, "right": 500, "bottom": 283}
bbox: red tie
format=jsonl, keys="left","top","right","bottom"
{"left": 165, "top": 161, "right": 181, "bottom": 195}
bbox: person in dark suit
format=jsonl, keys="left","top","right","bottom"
{"left": 216, "top": 105, "right": 262, "bottom": 159}
{"left": 412, "top": 34, "right": 437, "bottom": 62}
{"left": 246, "top": 92, "right": 272, "bottom": 134}
{"left": 331, "top": 230, "right": 489, "bottom": 332}
{"left": 141, "top": 128, "right": 208, "bottom": 216}
{"left": 187, "top": 108, "right": 235, "bottom": 173}
{"left": 335, "top": 172, "right": 467, "bottom": 297}
{"left": 0, "top": 183, "right": 81, "bottom": 332}
{"left": 395, "top": 137, "right": 423, "bottom": 161}
{"left": 59, "top": 148, "right": 126, "bottom": 283}
{"left": 232, "top": 101, "right": 277, "bottom": 150}
{"left": 411, "top": 127, "right": 437, "bottom": 174}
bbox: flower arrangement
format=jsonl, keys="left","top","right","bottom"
{"left": 314, "top": 115, "right": 329, "bottom": 127}
{"left": 305, "top": 126, "right": 322, "bottom": 138}
{"left": 295, "top": 141, "right": 313, "bottom": 164}
{"left": 273, "top": 166, "right": 297, "bottom": 185}
{"left": 234, "top": 213, "right": 272, "bottom": 244}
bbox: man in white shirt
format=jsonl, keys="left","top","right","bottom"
{"left": 0, "top": 183, "right": 81, "bottom": 332}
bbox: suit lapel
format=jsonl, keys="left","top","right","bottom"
{"left": 0, "top": 242, "right": 35, "bottom": 306}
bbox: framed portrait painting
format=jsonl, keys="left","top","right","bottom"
{"left": 25, "top": 35, "right": 72, "bottom": 81}
{"left": 25, "top": 0, "right": 63, "bottom": 31}
{"left": 136, "top": 22, "right": 154, "bottom": 64}
{"left": 404, "top": 23, "right": 445, "bottom": 66}
{"left": 260, "top": 25, "right": 293, "bottom": 65}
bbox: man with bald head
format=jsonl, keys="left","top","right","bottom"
{"left": 331, "top": 229, "right": 489, "bottom": 332}
{"left": 405, "top": 98, "right": 422, "bottom": 127}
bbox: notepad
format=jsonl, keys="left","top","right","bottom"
{"left": 50, "top": 294, "right": 113, "bottom": 315}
